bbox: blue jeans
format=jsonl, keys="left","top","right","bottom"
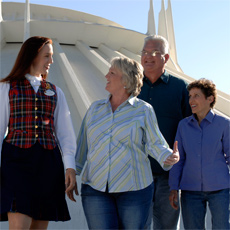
{"left": 81, "top": 183, "right": 154, "bottom": 229}
{"left": 181, "top": 189, "right": 230, "bottom": 230}
{"left": 145, "top": 173, "right": 180, "bottom": 229}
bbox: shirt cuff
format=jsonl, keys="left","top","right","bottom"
{"left": 162, "top": 164, "right": 172, "bottom": 171}
{"left": 159, "top": 149, "right": 173, "bottom": 171}
{"left": 75, "top": 163, "right": 84, "bottom": 175}
{"left": 63, "top": 155, "right": 76, "bottom": 170}
{"left": 169, "top": 186, "right": 179, "bottom": 191}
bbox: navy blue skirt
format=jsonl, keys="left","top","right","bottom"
{"left": 0, "top": 141, "right": 70, "bottom": 222}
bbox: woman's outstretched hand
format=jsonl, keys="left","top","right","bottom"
{"left": 163, "top": 141, "right": 180, "bottom": 165}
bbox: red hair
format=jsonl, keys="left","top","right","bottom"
{"left": 1, "top": 36, "right": 53, "bottom": 83}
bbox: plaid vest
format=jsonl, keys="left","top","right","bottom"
{"left": 5, "top": 79, "right": 57, "bottom": 149}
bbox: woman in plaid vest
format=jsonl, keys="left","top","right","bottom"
{"left": 0, "top": 36, "right": 77, "bottom": 229}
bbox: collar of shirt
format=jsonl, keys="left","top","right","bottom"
{"left": 143, "top": 70, "right": 169, "bottom": 85}
{"left": 189, "top": 109, "right": 215, "bottom": 124}
{"left": 25, "top": 74, "right": 43, "bottom": 93}
{"left": 25, "top": 73, "right": 42, "bottom": 86}
{"left": 99, "top": 94, "right": 138, "bottom": 108}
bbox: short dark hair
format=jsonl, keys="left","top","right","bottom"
{"left": 187, "top": 78, "right": 217, "bottom": 108}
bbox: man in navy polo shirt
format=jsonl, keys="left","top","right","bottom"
{"left": 138, "top": 35, "right": 191, "bottom": 230}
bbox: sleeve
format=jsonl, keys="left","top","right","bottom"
{"left": 74, "top": 101, "right": 99, "bottom": 175}
{"left": 54, "top": 87, "right": 76, "bottom": 170}
{"left": 169, "top": 121, "right": 186, "bottom": 190}
{"left": 181, "top": 81, "right": 192, "bottom": 118}
{"left": 0, "top": 83, "right": 10, "bottom": 166}
{"left": 75, "top": 110, "right": 89, "bottom": 175}
{"left": 144, "top": 104, "right": 173, "bottom": 171}
{"left": 223, "top": 119, "right": 230, "bottom": 166}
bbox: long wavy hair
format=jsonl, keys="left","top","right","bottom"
{"left": 0, "top": 36, "right": 53, "bottom": 83}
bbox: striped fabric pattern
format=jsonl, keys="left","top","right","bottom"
{"left": 76, "top": 95, "right": 173, "bottom": 193}
{"left": 5, "top": 79, "right": 57, "bottom": 149}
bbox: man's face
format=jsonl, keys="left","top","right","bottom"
{"left": 141, "top": 40, "right": 166, "bottom": 73}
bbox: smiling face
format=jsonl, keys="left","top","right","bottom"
{"left": 189, "top": 87, "right": 213, "bottom": 119}
{"left": 141, "top": 40, "right": 168, "bottom": 76}
{"left": 105, "top": 67, "right": 125, "bottom": 95}
{"left": 30, "top": 43, "right": 53, "bottom": 77}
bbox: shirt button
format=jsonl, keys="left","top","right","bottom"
{"left": 35, "top": 116, "right": 38, "bottom": 119}
{"left": 35, "top": 125, "right": 38, "bottom": 129}
{"left": 35, "top": 98, "right": 38, "bottom": 101}
{"left": 150, "top": 98, "right": 152, "bottom": 100}
{"left": 35, "top": 107, "right": 38, "bottom": 110}
{"left": 35, "top": 134, "right": 38, "bottom": 138}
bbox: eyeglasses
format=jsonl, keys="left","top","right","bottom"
{"left": 141, "top": 50, "right": 162, "bottom": 56}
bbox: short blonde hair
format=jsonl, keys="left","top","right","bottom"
{"left": 110, "top": 57, "right": 143, "bottom": 96}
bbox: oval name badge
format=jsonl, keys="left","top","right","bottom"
{"left": 44, "top": 89, "right": 55, "bottom": 96}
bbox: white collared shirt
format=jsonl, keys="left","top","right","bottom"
{"left": 0, "top": 74, "right": 76, "bottom": 169}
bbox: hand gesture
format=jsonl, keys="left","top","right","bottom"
{"left": 163, "top": 141, "right": 180, "bottom": 165}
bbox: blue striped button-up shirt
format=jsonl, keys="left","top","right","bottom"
{"left": 75, "top": 95, "right": 173, "bottom": 193}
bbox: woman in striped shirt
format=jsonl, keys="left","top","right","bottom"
{"left": 74, "top": 57, "right": 179, "bottom": 229}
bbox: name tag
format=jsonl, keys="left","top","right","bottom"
{"left": 44, "top": 89, "right": 55, "bottom": 96}
{"left": 44, "top": 82, "right": 55, "bottom": 96}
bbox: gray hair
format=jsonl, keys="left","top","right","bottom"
{"left": 110, "top": 57, "right": 143, "bottom": 96}
{"left": 143, "top": 35, "right": 169, "bottom": 54}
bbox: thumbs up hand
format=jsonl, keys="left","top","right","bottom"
{"left": 163, "top": 141, "right": 180, "bottom": 165}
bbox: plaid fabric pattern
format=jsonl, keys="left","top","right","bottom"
{"left": 5, "top": 79, "right": 57, "bottom": 149}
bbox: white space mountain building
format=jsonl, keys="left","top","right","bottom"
{"left": 0, "top": 0, "right": 229, "bottom": 229}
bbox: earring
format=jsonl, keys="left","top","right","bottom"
{"left": 124, "top": 86, "right": 127, "bottom": 89}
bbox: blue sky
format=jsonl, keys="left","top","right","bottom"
{"left": 2, "top": 0, "right": 230, "bottom": 94}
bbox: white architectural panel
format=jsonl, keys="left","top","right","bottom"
{"left": 147, "top": 0, "right": 156, "bottom": 35}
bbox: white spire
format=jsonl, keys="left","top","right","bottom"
{"left": 158, "top": 0, "right": 168, "bottom": 40}
{"left": 24, "top": 0, "right": 30, "bottom": 41}
{"left": 157, "top": 0, "right": 183, "bottom": 72}
{"left": 0, "top": 0, "right": 3, "bottom": 21}
{"left": 166, "top": 0, "right": 178, "bottom": 65}
{"left": 146, "top": 0, "right": 156, "bottom": 35}
{"left": 0, "top": 0, "right": 3, "bottom": 48}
